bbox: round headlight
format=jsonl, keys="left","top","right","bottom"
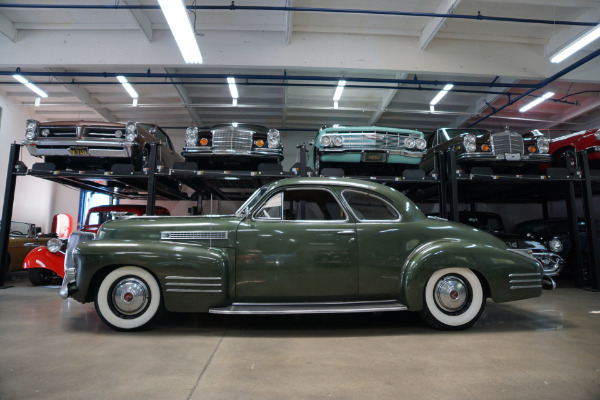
{"left": 594, "top": 130, "right": 600, "bottom": 141}
{"left": 463, "top": 134, "right": 476, "bottom": 152}
{"left": 115, "top": 129, "right": 123, "bottom": 138}
{"left": 47, "top": 238, "right": 62, "bottom": 253}
{"left": 267, "top": 129, "right": 280, "bottom": 148}
{"left": 320, "top": 135, "right": 332, "bottom": 147}
{"left": 537, "top": 138, "right": 550, "bottom": 154}
{"left": 41, "top": 128, "right": 50, "bottom": 137}
{"left": 415, "top": 138, "right": 427, "bottom": 150}
{"left": 186, "top": 127, "right": 198, "bottom": 147}
{"left": 25, "top": 120, "right": 38, "bottom": 140}
{"left": 549, "top": 237, "right": 563, "bottom": 253}
{"left": 332, "top": 135, "right": 343, "bottom": 147}
{"left": 405, "top": 137, "right": 416, "bottom": 149}
{"left": 125, "top": 122, "right": 137, "bottom": 142}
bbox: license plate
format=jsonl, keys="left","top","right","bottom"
{"left": 362, "top": 152, "right": 387, "bottom": 163}
{"left": 69, "top": 146, "right": 88, "bottom": 156}
{"left": 505, "top": 152, "right": 521, "bottom": 161}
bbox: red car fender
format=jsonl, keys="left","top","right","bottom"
{"left": 22, "top": 246, "right": 65, "bottom": 278}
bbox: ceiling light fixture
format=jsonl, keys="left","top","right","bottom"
{"left": 117, "top": 76, "right": 139, "bottom": 99}
{"left": 13, "top": 75, "right": 48, "bottom": 98}
{"left": 551, "top": 24, "right": 600, "bottom": 64}
{"left": 227, "top": 77, "right": 239, "bottom": 99}
{"left": 519, "top": 92, "right": 555, "bottom": 113}
{"left": 232, "top": 99, "right": 238, "bottom": 107}
{"left": 430, "top": 84, "right": 454, "bottom": 106}
{"left": 334, "top": 101, "right": 339, "bottom": 109}
{"left": 34, "top": 97, "right": 41, "bottom": 107}
{"left": 157, "top": 0, "right": 203, "bottom": 64}
{"left": 333, "top": 80, "right": 346, "bottom": 101}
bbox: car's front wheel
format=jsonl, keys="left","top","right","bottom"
{"left": 95, "top": 266, "right": 162, "bottom": 331}
{"left": 419, "top": 268, "right": 485, "bottom": 330}
{"left": 28, "top": 268, "right": 56, "bottom": 286}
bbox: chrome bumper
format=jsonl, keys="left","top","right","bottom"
{"left": 318, "top": 148, "right": 424, "bottom": 158}
{"left": 182, "top": 148, "right": 282, "bottom": 158}
{"left": 59, "top": 267, "right": 76, "bottom": 299}
{"left": 23, "top": 139, "right": 136, "bottom": 158}
{"left": 532, "top": 251, "right": 564, "bottom": 277}
{"left": 457, "top": 152, "right": 553, "bottom": 163}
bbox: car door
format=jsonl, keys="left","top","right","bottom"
{"left": 235, "top": 187, "right": 357, "bottom": 301}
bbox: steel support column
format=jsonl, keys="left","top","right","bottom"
{"left": 0, "top": 144, "right": 21, "bottom": 287}
{"left": 566, "top": 179, "right": 583, "bottom": 287}
{"left": 579, "top": 151, "right": 599, "bottom": 290}
{"left": 145, "top": 143, "right": 158, "bottom": 216}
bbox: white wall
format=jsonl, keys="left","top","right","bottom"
{"left": 0, "top": 93, "right": 80, "bottom": 232}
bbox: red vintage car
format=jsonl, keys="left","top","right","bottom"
{"left": 23, "top": 205, "right": 170, "bottom": 285}
{"left": 522, "top": 128, "right": 600, "bottom": 171}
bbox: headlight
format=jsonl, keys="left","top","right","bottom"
{"left": 41, "top": 128, "right": 50, "bottom": 137}
{"left": 415, "top": 138, "right": 427, "bottom": 150}
{"left": 463, "top": 134, "right": 476, "bottom": 152}
{"left": 267, "top": 129, "right": 280, "bottom": 148}
{"left": 332, "top": 135, "right": 343, "bottom": 147}
{"left": 125, "top": 121, "right": 138, "bottom": 142}
{"left": 47, "top": 238, "right": 62, "bottom": 253}
{"left": 549, "top": 237, "right": 563, "bottom": 253}
{"left": 320, "top": 135, "right": 332, "bottom": 147}
{"left": 595, "top": 130, "right": 600, "bottom": 141}
{"left": 25, "top": 119, "right": 38, "bottom": 140}
{"left": 405, "top": 137, "right": 416, "bottom": 149}
{"left": 115, "top": 129, "right": 123, "bottom": 138}
{"left": 186, "top": 127, "right": 199, "bottom": 147}
{"left": 537, "top": 138, "right": 550, "bottom": 153}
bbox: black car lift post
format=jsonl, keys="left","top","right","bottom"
{"left": 446, "top": 148, "right": 459, "bottom": 222}
{"left": 435, "top": 151, "right": 448, "bottom": 219}
{"left": 566, "top": 173, "right": 583, "bottom": 287}
{"left": 579, "top": 150, "right": 599, "bottom": 290}
{"left": 145, "top": 143, "right": 159, "bottom": 216}
{"left": 0, "top": 143, "right": 21, "bottom": 288}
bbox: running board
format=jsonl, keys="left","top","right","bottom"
{"left": 209, "top": 300, "right": 407, "bottom": 315}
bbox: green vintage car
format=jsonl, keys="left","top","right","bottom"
{"left": 60, "top": 177, "right": 551, "bottom": 331}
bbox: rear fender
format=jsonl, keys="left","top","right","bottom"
{"left": 22, "top": 246, "right": 65, "bottom": 277}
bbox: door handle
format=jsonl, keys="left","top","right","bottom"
{"left": 336, "top": 230, "right": 354, "bottom": 235}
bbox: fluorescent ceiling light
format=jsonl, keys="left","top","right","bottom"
{"left": 132, "top": 98, "right": 138, "bottom": 107}
{"left": 158, "top": 0, "right": 203, "bottom": 64}
{"left": 13, "top": 75, "right": 48, "bottom": 98}
{"left": 333, "top": 80, "right": 346, "bottom": 101}
{"left": 232, "top": 122, "right": 238, "bottom": 127}
{"left": 34, "top": 97, "right": 41, "bottom": 107}
{"left": 117, "top": 76, "right": 139, "bottom": 99}
{"left": 334, "top": 101, "right": 339, "bottom": 109}
{"left": 551, "top": 24, "right": 600, "bottom": 64}
{"left": 227, "top": 77, "right": 239, "bottom": 99}
{"left": 430, "top": 84, "right": 454, "bottom": 106}
{"left": 519, "top": 92, "right": 554, "bottom": 113}
{"left": 232, "top": 99, "right": 238, "bottom": 107}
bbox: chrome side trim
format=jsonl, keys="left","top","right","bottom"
{"left": 209, "top": 300, "right": 408, "bottom": 315}
{"left": 161, "top": 231, "right": 228, "bottom": 240}
{"left": 166, "top": 289, "right": 223, "bottom": 293}
{"left": 165, "top": 276, "right": 221, "bottom": 280}
{"left": 509, "top": 273, "right": 542, "bottom": 277}
{"left": 166, "top": 283, "right": 221, "bottom": 287}
{"left": 510, "top": 285, "right": 542, "bottom": 290}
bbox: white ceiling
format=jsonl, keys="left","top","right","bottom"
{"left": 1, "top": 0, "right": 599, "bottom": 144}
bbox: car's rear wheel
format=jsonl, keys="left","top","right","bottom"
{"left": 419, "top": 268, "right": 485, "bottom": 330}
{"left": 28, "top": 268, "right": 56, "bottom": 286}
{"left": 94, "top": 266, "right": 162, "bottom": 331}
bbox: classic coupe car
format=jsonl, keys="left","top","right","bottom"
{"left": 22, "top": 120, "right": 183, "bottom": 171}
{"left": 420, "top": 127, "right": 552, "bottom": 174}
{"left": 3, "top": 221, "right": 54, "bottom": 279}
{"left": 313, "top": 126, "right": 427, "bottom": 175}
{"left": 522, "top": 128, "right": 600, "bottom": 172}
{"left": 59, "top": 177, "right": 551, "bottom": 332}
{"left": 23, "top": 205, "right": 170, "bottom": 285}
{"left": 182, "top": 123, "right": 283, "bottom": 170}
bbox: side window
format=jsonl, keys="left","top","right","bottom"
{"left": 342, "top": 190, "right": 400, "bottom": 221}
{"left": 255, "top": 189, "right": 345, "bottom": 221}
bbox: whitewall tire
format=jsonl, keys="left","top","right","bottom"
{"left": 419, "top": 267, "right": 485, "bottom": 330}
{"left": 95, "top": 266, "right": 162, "bottom": 331}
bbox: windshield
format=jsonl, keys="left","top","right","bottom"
{"left": 235, "top": 185, "right": 270, "bottom": 216}
{"left": 8, "top": 221, "right": 31, "bottom": 236}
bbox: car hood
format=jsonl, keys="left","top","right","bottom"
{"left": 96, "top": 215, "right": 243, "bottom": 247}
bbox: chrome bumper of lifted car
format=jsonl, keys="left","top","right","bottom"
{"left": 182, "top": 148, "right": 282, "bottom": 158}
{"left": 531, "top": 251, "right": 564, "bottom": 277}
{"left": 318, "top": 148, "right": 424, "bottom": 158}
{"left": 457, "top": 152, "right": 553, "bottom": 162}
{"left": 23, "top": 139, "right": 136, "bottom": 158}
{"left": 586, "top": 146, "right": 600, "bottom": 153}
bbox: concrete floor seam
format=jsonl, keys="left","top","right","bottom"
{"left": 186, "top": 330, "right": 227, "bottom": 400}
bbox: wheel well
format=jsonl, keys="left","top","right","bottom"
{"left": 471, "top": 269, "right": 491, "bottom": 298}
{"left": 84, "top": 264, "right": 162, "bottom": 303}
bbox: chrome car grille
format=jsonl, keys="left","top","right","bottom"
{"left": 337, "top": 133, "right": 409, "bottom": 149}
{"left": 491, "top": 132, "right": 524, "bottom": 154}
{"left": 37, "top": 126, "right": 79, "bottom": 138}
{"left": 161, "top": 231, "right": 228, "bottom": 240}
{"left": 64, "top": 231, "right": 95, "bottom": 272}
{"left": 84, "top": 127, "right": 125, "bottom": 138}
{"left": 212, "top": 128, "right": 253, "bottom": 151}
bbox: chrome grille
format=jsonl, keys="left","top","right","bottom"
{"left": 212, "top": 127, "right": 253, "bottom": 151}
{"left": 64, "top": 231, "right": 95, "bottom": 272}
{"left": 38, "top": 126, "right": 78, "bottom": 138}
{"left": 336, "top": 133, "right": 408, "bottom": 149}
{"left": 83, "top": 127, "right": 124, "bottom": 138}
{"left": 161, "top": 231, "right": 228, "bottom": 240}
{"left": 491, "top": 132, "right": 524, "bottom": 155}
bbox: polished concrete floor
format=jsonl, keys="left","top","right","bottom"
{"left": 1, "top": 272, "right": 599, "bottom": 400}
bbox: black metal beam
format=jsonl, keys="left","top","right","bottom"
{"left": 579, "top": 151, "right": 599, "bottom": 290}
{"left": 145, "top": 143, "right": 158, "bottom": 216}
{"left": 0, "top": 144, "right": 21, "bottom": 287}
{"left": 566, "top": 180, "right": 583, "bottom": 287}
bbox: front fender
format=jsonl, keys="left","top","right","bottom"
{"left": 72, "top": 240, "right": 233, "bottom": 312}
{"left": 400, "top": 240, "right": 543, "bottom": 311}
{"left": 22, "top": 246, "right": 65, "bottom": 277}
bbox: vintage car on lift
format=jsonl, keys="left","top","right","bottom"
{"left": 23, "top": 205, "right": 170, "bottom": 285}
{"left": 521, "top": 128, "right": 600, "bottom": 172}
{"left": 3, "top": 221, "right": 54, "bottom": 283}
{"left": 59, "top": 177, "right": 553, "bottom": 332}
{"left": 420, "top": 127, "right": 552, "bottom": 174}
{"left": 22, "top": 120, "right": 183, "bottom": 171}
{"left": 182, "top": 123, "right": 283, "bottom": 170}
{"left": 313, "top": 126, "right": 427, "bottom": 176}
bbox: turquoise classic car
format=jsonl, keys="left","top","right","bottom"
{"left": 313, "top": 126, "right": 427, "bottom": 175}
{"left": 60, "top": 177, "right": 551, "bottom": 331}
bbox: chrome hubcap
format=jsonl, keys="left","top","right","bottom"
{"left": 434, "top": 275, "right": 468, "bottom": 313}
{"left": 111, "top": 278, "right": 149, "bottom": 316}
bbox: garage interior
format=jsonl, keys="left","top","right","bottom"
{"left": 1, "top": 1, "right": 600, "bottom": 399}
